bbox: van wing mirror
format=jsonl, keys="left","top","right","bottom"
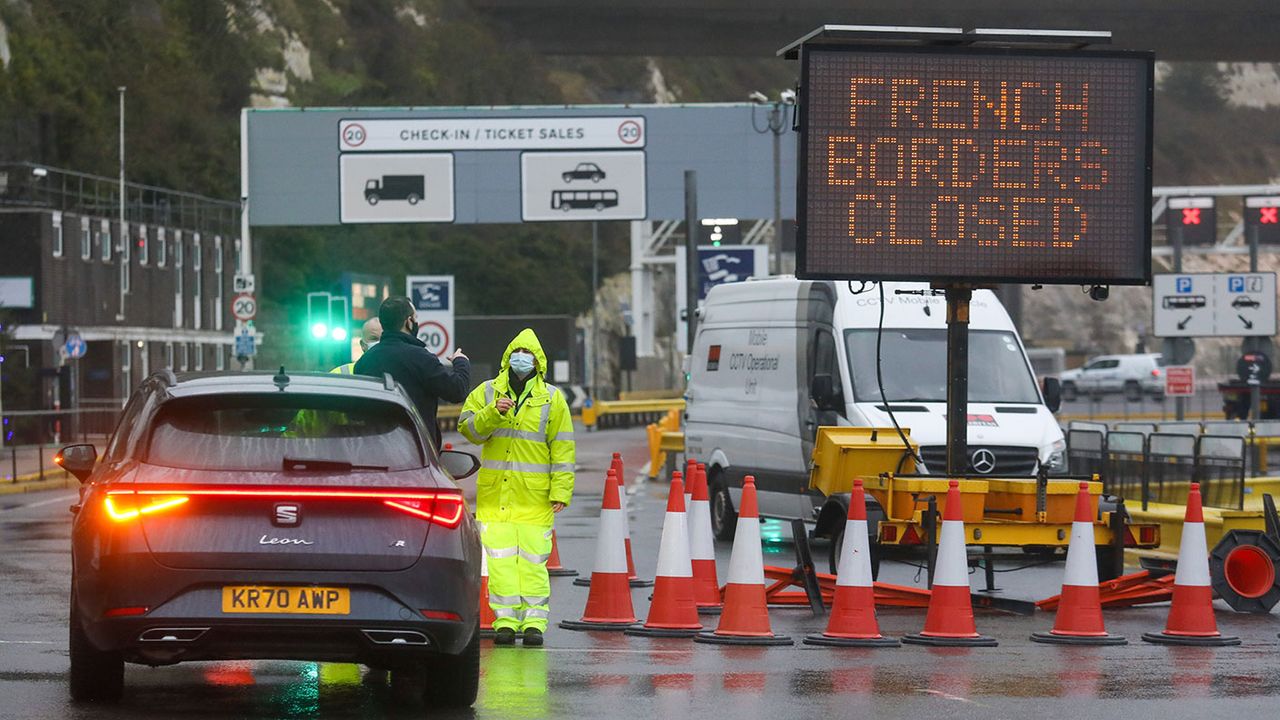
{"left": 55, "top": 444, "right": 98, "bottom": 483}
{"left": 1042, "top": 377, "right": 1062, "bottom": 413}
{"left": 810, "top": 374, "right": 839, "bottom": 411}
{"left": 439, "top": 449, "right": 481, "bottom": 479}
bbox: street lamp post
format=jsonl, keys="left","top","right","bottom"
{"left": 751, "top": 90, "right": 796, "bottom": 275}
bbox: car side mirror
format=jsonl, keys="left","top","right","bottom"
{"left": 55, "top": 444, "right": 98, "bottom": 483}
{"left": 1042, "top": 377, "right": 1062, "bottom": 413}
{"left": 439, "top": 449, "right": 481, "bottom": 480}
{"left": 810, "top": 373, "right": 840, "bottom": 411}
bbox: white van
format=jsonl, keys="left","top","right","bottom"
{"left": 684, "top": 278, "right": 1065, "bottom": 556}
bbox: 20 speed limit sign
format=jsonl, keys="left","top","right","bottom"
{"left": 232, "top": 293, "right": 257, "bottom": 321}
{"left": 417, "top": 321, "right": 450, "bottom": 357}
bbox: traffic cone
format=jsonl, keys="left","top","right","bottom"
{"left": 560, "top": 469, "right": 638, "bottom": 631}
{"left": 546, "top": 530, "right": 578, "bottom": 577}
{"left": 479, "top": 544, "right": 496, "bottom": 638}
{"left": 1032, "top": 482, "right": 1126, "bottom": 645}
{"left": 684, "top": 459, "right": 697, "bottom": 515}
{"left": 574, "top": 453, "right": 652, "bottom": 588}
{"left": 688, "top": 462, "right": 722, "bottom": 614}
{"left": 1142, "top": 482, "right": 1241, "bottom": 646}
{"left": 804, "top": 479, "right": 898, "bottom": 647}
{"left": 902, "top": 480, "right": 998, "bottom": 647}
{"left": 694, "top": 475, "right": 793, "bottom": 646}
{"left": 626, "top": 471, "right": 703, "bottom": 637}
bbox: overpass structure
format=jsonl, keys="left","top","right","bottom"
{"left": 469, "top": 1, "right": 1280, "bottom": 61}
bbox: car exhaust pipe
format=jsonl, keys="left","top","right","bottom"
{"left": 362, "top": 629, "right": 431, "bottom": 646}
{"left": 138, "top": 627, "right": 209, "bottom": 643}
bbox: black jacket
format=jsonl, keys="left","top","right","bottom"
{"left": 354, "top": 330, "right": 471, "bottom": 448}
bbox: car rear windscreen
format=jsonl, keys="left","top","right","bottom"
{"left": 145, "top": 394, "right": 424, "bottom": 472}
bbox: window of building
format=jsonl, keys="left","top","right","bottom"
{"left": 99, "top": 219, "right": 111, "bottom": 263}
{"left": 138, "top": 224, "right": 149, "bottom": 266}
{"left": 156, "top": 227, "right": 167, "bottom": 268}
{"left": 194, "top": 343, "right": 204, "bottom": 372}
{"left": 120, "top": 221, "right": 131, "bottom": 294}
{"left": 178, "top": 342, "right": 188, "bottom": 372}
{"left": 193, "top": 233, "right": 202, "bottom": 330}
{"left": 52, "top": 211, "right": 64, "bottom": 258}
{"left": 174, "top": 232, "right": 184, "bottom": 328}
{"left": 215, "top": 345, "right": 226, "bottom": 371}
{"left": 80, "top": 217, "right": 92, "bottom": 260}
{"left": 120, "top": 341, "right": 132, "bottom": 401}
{"left": 214, "top": 236, "right": 224, "bottom": 330}
{"left": 165, "top": 342, "right": 174, "bottom": 369}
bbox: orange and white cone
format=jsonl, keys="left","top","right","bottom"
{"left": 479, "top": 543, "right": 497, "bottom": 638}
{"left": 626, "top": 471, "right": 704, "bottom": 637}
{"left": 688, "top": 462, "right": 722, "bottom": 614}
{"left": 902, "top": 479, "right": 997, "bottom": 647}
{"left": 575, "top": 453, "right": 652, "bottom": 588}
{"left": 560, "top": 468, "right": 638, "bottom": 631}
{"left": 1032, "top": 482, "right": 1126, "bottom": 645}
{"left": 694, "top": 475, "right": 792, "bottom": 646}
{"left": 546, "top": 529, "right": 578, "bottom": 577}
{"left": 805, "top": 479, "right": 898, "bottom": 647}
{"left": 1142, "top": 482, "right": 1241, "bottom": 646}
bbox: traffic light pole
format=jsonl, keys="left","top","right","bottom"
{"left": 1169, "top": 223, "right": 1186, "bottom": 422}
{"left": 684, "top": 171, "right": 699, "bottom": 353}
{"left": 945, "top": 288, "right": 972, "bottom": 476}
{"left": 1248, "top": 223, "right": 1262, "bottom": 422}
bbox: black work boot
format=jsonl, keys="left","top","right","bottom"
{"left": 521, "top": 628, "right": 544, "bottom": 647}
{"left": 494, "top": 627, "right": 517, "bottom": 646}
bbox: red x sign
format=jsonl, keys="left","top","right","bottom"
{"left": 1261, "top": 207, "right": 1278, "bottom": 224}
{"left": 1181, "top": 208, "right": 1201, "bottom": 225}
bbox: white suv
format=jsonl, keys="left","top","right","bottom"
{"left": 1059, "top": 353, "right": 1166, "bottom": 401}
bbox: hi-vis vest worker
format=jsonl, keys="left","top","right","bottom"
{"left": 459, "top": 328, "right": 574, "bottom": 646}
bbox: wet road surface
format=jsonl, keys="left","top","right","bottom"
{"left": 3, "top": 425, "right": 1279, "bottom": 719}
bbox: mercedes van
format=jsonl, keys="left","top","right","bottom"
{"left": 684, "top": 278, "right": 1065, "bottom": 559}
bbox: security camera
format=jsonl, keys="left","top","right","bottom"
{"left": 779, "top": 89, "right": 797, "bottom": 105}
{"left": 748, "top": 91, "right": 769, "bottom": 104}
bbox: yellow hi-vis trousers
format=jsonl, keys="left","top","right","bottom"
{"left": 481, "top": 522, "right": 552, "bottom": 632}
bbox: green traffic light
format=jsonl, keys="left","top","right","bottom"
{"left": 311, "top": 322, "right": 328, "bottom": 339}
{"left": 331, "top": 326, "right": 348, "bottom": 342}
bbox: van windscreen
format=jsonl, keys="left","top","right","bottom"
{"left": 845, "top": 329, "right": 1040, "bottom": 404}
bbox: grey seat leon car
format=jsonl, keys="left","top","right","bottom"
{"left": 60, "top": 369, "right": 482, "bottom": 707}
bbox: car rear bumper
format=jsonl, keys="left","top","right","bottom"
{"left": 93, "top": 616, "right": 474, "bottom": 667}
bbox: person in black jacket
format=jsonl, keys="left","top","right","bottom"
{"left": 355, "top": 296, "right": 470, "bottom": 448}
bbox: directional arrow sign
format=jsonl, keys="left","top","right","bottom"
{"left": 1154, "top": 272, "right": 1276, "bottom": 337}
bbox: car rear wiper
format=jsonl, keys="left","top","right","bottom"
{"left": 282, "top": 457, "right": 389, "bottom": 473}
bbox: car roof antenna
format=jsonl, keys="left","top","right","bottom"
{"left": 273, "top": 366, "right": 290, "bottom": 391}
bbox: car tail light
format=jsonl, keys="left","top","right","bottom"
{"left": 104, "top": 491, "right": 189, "bottom": 522}
{"left": 1151, "top": 369, "right": 1161, "bottom": 377}
{"left": 384, "top": 494, "right": 465, "bottom": 528}
{"left": 115, "top": 486, "right": 466, "bottom": 528}
{"left": 880, "top": 525, "right": 898, "bottom": 543}
{"left": 103, "top": 606, "right": 149, "bottom": 618}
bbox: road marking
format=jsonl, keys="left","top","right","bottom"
{"left": 0, "top": 494, "right": 77, "bottom": 514}
{"left": 915, "top": 688, "right": 983, "bottom": 706}
{"left": 537, "top": 648, "right": 696, "bottom": 655}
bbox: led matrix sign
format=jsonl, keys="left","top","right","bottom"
{"left": 797, "top": 46, "right": 1154, "bottom": 284}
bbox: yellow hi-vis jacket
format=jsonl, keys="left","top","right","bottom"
{"left": 459, "top": 328, "right": 575, "bottom": 526}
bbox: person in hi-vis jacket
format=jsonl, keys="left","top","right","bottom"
{"left": 458, "top": 328, "right": 574, "bottom": 647}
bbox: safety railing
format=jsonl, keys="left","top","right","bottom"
{"left": 583, "top": 398, "right": 685, "bottom": 430}
{"left": 1067, "top": 428, "right": 1247, "bottom": 510}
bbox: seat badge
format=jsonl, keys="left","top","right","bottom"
{"left": 273, "top": 503, "right": 300, "bottom": 527}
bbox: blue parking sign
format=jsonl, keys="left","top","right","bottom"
{"left": 1228, "top": 276, "right": 1245, "bottom": 293}
{"left": 1176, "top": 277, "right": 1192, "bottom": 294}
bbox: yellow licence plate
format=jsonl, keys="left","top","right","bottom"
{"left": 221, "top": 586, "right": 350, "bottom": 615}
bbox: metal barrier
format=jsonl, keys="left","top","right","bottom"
{"left": 1068, "top": 427, "right": 1248, "bottom": 511}
{"left": 1103, "top": 431, "right": 1147, "bottom": 508}
{"left": 1146, "top": 433, "right": 1197, "bottom": 507}
{"left": 1195, "top": 435, "right": 1246, "bottom": 510}
{"left": 584, "top": 399, "right": 685, "bottom": 430}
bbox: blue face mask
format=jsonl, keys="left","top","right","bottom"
{"left": 509, "top": 351, "right": 535, "bottom": 378}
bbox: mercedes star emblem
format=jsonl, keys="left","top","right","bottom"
{"left": 970, "top": 448, "right": 997, "bottom": 474}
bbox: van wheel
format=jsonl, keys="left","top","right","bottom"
{"left": 69, "top": 589, "right": 123, "bottom": 704}
{"left": 828, "top": 526, "right": 881, "bottom": 581}
{"left": 710, "top": 472, "right": 737, "bottom": 542}
{"left": 1123, "top": 381, "right": 1142, "bottom": 402}
{"left": 407, "top": 193, "right": 421, "bottom": 205}
{"left": 1061, "top": 382, "right": 1077, "bottom": 401}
